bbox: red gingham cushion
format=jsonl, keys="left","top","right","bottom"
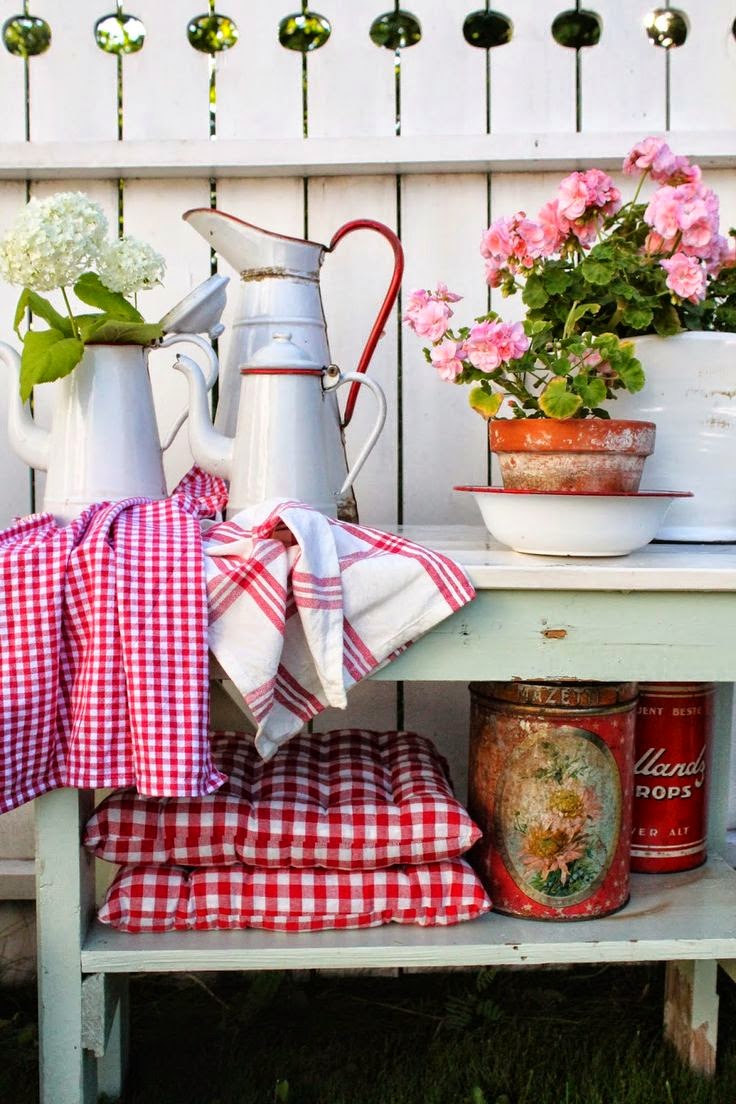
{"left": 97, "top": 858, "right": 492, "bottom": 932}
{"left": 83, "top": 729, "right": 481, "bottom": 870}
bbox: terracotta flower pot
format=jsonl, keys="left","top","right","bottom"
{"left": 489, "top": 417, "right": 656, "bottom": 493}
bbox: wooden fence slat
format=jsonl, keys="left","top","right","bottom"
{"left": 308, "top": 175, "right": 399, "bottom": 526}
{"left": 122, "top": 179, "right": 212, "bottom": 488}
{"left": 487, "top": 0, "right": 576, "bottom": 133}
{"left": 215, "top": 0, "right": 303, "bottom": 141}
{"left": 580, "top": 0, "right": 667, "bottom": 133}
{"left": 397, "top": 0, "right": 487, "bottom": 137}
{"left": 400, "top": 173, "right": 489, "bottom": 525}
{"left": 122, "top": 0, "right": 210, "bottom": 141}
{"left": 30, "top": 0, "right": 117, "bottom": 142}
{"left": 0, "top": 181, "right": 33, "bottom": 525}
{"left": 0, "top": 0, "right": 31, "bottom": 142}
{"left": 307, "top": 0, "right": 396, "bottom": 139}
{"left": 669, "top": 2, "right": 736, "bottom": 130}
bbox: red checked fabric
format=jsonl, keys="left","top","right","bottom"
{"left": 0, "top": 470, "right": 228, "bottom": 812}
{"left": 97, "top": 858, "right": 492, "bottom": 932}
{"left": 83, "top": 728, "right": 482, "bottom": 869}
{"left": 204, "top": 499, "right": 476, "bottom": 761}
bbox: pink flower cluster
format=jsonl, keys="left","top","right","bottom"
{"left": 623, "top": 136, "right": 701, "bottom": 185}
{"left": 403, "top": 286, "right": 531, "bottom": 382}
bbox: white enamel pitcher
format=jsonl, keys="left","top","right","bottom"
{"left": 175, "top": 332, "right": 387, "bottom": 519}
{"left": 183, "top": 208, "right": 403, "bottom": 520}
{"left": 0, "top": 276, "right": 227, "bottom": 524}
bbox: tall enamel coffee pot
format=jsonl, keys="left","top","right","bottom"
{"left": 183, "top": 208, "right": 403, "bottom": 520}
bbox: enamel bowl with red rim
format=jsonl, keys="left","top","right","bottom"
{"left": 454, "top": 487, "right": 693, "bottom": 557}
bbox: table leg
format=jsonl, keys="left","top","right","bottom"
{"left": 35, "top": 788, "right": 98, "bottom": 1104}
{"left": 663, "top": 960, "right": 719, "bottom": 1076}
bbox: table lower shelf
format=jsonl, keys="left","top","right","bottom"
{"left": 81, "top": 856, "right": 736, "bottom": 974}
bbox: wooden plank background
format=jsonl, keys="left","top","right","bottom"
{"left": 0, "top": 2, "right": 733, "bottom": 829}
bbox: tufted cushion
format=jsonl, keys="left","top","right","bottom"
{"left": 83, "top": 729, "right": 482, "bottom": 870}
{"left": 97, "top": 858, "right": 492, "bottom": 932}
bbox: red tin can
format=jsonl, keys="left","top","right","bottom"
{"left": 630, "top": 682, "right": 713, "bottom": 873}
{"left": 468, "top": 680, "right": 637, "bottom": 921}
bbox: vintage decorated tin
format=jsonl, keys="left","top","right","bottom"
{"left": 468, "top": 680, "right": 637, "bottom": 920}
{"left": 630, "top": 682, "right": 713, "bottom": 873}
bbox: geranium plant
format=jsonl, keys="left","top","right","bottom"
{"left": 404, "top": 136, "right": 736, "bottom": 420}
{"left": 0, "top": 191, "right": 166, "bottom": 400}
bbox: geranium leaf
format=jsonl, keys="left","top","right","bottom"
{"left": 468, "top": 386, "right": 502, "bottom": 419}
{"left": 73, "top": 272, "right": 143, "bottom": 322}
{"left": 622, "top": 304, "right": 653, "bottom": 330}
{"left": 19, "top": 330, "right": 84, "bottom": 401}
{"left": 580, "top": 258, "right": 614, "bottom": 285}
{"left": 574, "top": 377, "right": 607, "bottom": 408}
{"left": 615, "top": 356, "right": 645, "bottom": 393}
{"left": 538, "top": 377, "right": 583, "bottom": 419}
{"left": 521, "top": 274, "right": 548, "bottom": 309}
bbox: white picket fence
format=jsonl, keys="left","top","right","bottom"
{"left": 0, "top": 0, "right": 735, "bottom": 880}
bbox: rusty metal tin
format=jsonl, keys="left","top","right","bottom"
{"left": 631, "top": 683, "right": 713, "bottom": 874}
{"left": 468, "top": 680, "right": 637, "bottom": 921}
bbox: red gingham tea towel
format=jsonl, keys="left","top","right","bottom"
{"left": 97, "top": 857, "right": 492, "bottom": 932}
{"left": 204, "top": 499, "right": 476, "bottom": 760}
{"left": 0, "top": 471, "right": 228, "bottom": 813}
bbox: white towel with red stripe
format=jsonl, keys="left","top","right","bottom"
{"left": 204, "top": 499, "right": 476, "bottom": 760}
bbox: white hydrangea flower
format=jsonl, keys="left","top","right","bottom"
{"left": 0, "top": 191, "right": 108, "bottom": 291}
{"left": 97, "top": 236, "right": 166, "bottom": 296}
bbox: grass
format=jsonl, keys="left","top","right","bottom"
{"left": 2, "top": 963, "right": 736, "bottom": 1103}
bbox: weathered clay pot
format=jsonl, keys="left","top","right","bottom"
{"left": 489, "top": 417, "right": 656, "bottom": 493}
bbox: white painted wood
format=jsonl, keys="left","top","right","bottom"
{"left": 312, "top": 679, "right": 399, "bottom": 736}
{"left": 580, "top": 0, "right": 667, "bottom": 133}
{"left": 669, "top": 1, "right": 736, "bottom": 131}
{"left": 81, "top": 857, "right": 736, "bottom": 973}
{"left": 0, "top": 859, "right": 35, "bottom": 900}
{"left": 399, "top": 0, "right": 487, "bottom": 137}
{"left": 0, "top": 0, "right": 30, "bottom": 143}
{"left": 486, "top": 0, "right": 576, "bottom": 133}
{"left": 122, "top": 178, "right": 212, "bottom": 488}
{"left": 36, "top": 788, "right": 98, "bottom": 1104}
{"left": 400, "top": 174, "right": 489, "bottom": 525}
{"left": 122, "top": 0, "right": 210, "bottom": 141}
{"left": 307, "top": 0, "right": 396, "bottom": 139}
{"left": 215, "top": 0, "right": 303, "bottom": 141}
{"left": 0, "top": 181, "right": 33, "bottom": 525}
{"left": 308, "top": 174, "right": 399, "bottom": 525}
{"left": 29, "top": 1, "right": 117, "bottom": 143}
{"left": 3, "top": 132, "right": 736, "bottom": 179}
{"left": 404, "top": 681, "right": 471, "bottom": 802}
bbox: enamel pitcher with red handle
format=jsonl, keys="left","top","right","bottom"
{"left": 183, "top": 209, "right": 403, "bottom": 521}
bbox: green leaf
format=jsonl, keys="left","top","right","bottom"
{"left": 521, "top": 274, "right": 548, "bottom": 309}
{"left": 13, "top": 288, "right": 73, "bottom": 338}
{"left": 615, "top": 356, "right": 646, "bottom": 393}
{"left": 84, "top": 319, "right": 164, "bottom": 345}
{"left": 468, "top": 386, "right": 502, "bottom": 419}
{"left": 19, "top": 329, "right": 84, "bottom": 401}
{"left": 73, "top": 272, "right": 143, "bottom": 322}
{"left": 565, "top": 301, "right": 600, "bottom": 334}
{"left": 574, "top": 376, "right": 607, "bottom": 408}
{"left": 541, "top": 265, "right": 571, "bottom": 295}
{"left": 580, "top": 258, "right": 614, "bottom": 285}
{"left": 538, "top": 377, "right": 583, "bottom": 419}
{"left": 622, "top": 304, "right": 653, "bottom": 331}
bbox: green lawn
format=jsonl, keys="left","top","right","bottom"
{"left": 2, "top": 964, "right": 735, "bottom": 1103}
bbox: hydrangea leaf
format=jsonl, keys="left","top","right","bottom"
{"left": 19, "top": 330, "right": 84, "bottom": 401}
{"left": 538, "top": 378, "right": 583, "bottom": 419}
{"left": 13, "top": 289, "right": 73, "bottom": 339}
{"left": 73, "top": 272, "right": 143, "bottom": 322}
{"left": 84, "top": 319, "right": 164, "bottom": 345}
{"left": 468, "top": 386, "right": 503, "bottom": 419}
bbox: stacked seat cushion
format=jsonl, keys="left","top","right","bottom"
{"left": 84, "top": 728, "right": 482, "bottom": 870}
{"left": 97, "top": 858, "right": 491, "bottom": 932}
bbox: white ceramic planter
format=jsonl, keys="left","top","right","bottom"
{"left": 612, "top": 331, "right": 736, "bottom": 541}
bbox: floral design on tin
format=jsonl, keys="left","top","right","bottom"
{"left": 495, "top": 726, "right": 621, "bottom": 906}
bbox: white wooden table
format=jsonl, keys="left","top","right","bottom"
{"left": 34, "top": 529, "right": 736, "bottom": 1103}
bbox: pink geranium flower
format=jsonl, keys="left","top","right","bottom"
{"left": 466, "top": 320, "right": 530, "bottom": 372}
{"left": 430, "top": 339, "right": 466, "bottom": 381}
{"left": 660, "top": 252, "right": 708, "bottom": 303}
{"left": 406, "top": 297, "right": 453, "bottom": 342}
